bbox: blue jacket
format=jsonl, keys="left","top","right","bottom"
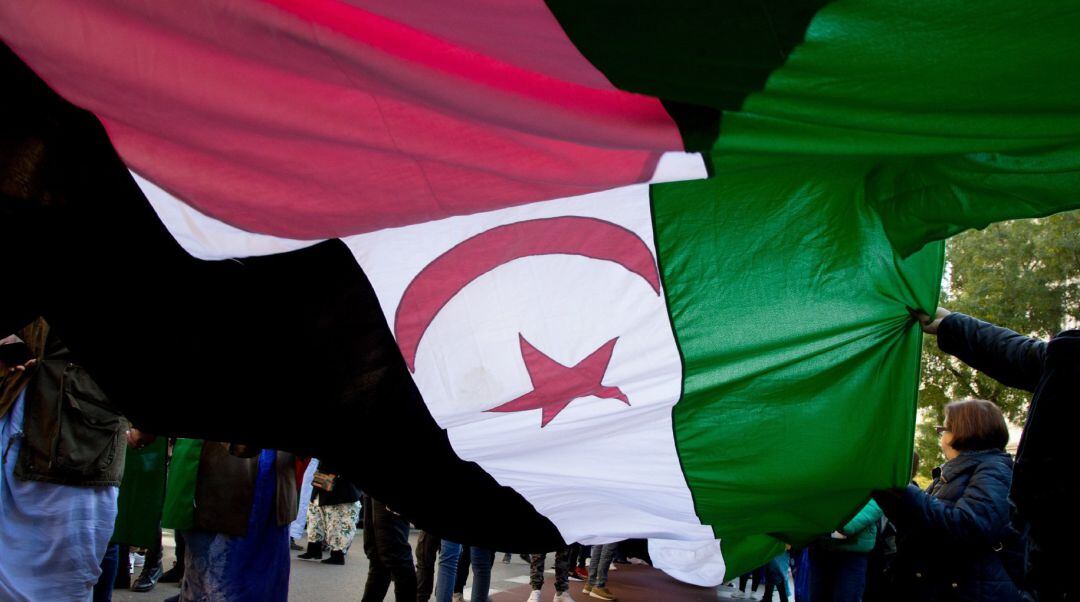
{"left": 875, "top": 450, "right": 1021, "bottom": 601}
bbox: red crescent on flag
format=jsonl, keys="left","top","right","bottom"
{"left": 395, "top": 216, "right": 662, "bottom": 372}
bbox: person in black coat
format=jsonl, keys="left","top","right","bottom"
{"left": 917, "top": 308, "right": 1078, "bottom": 601}
{"left": 874, "top": 399, "right": 1021, "bottom": 601}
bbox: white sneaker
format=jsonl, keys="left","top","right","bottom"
{"left": 452, "top": 595, "right": 465, "bottom": 602}
{"left": 554, "top": 592, "right": 576, "bottom": 602}
{"left": 525, "top": 591, "right": 542, "bottom": 602}
{"left": 131, "top": 552, "right": 145, "bottom": 567}
{"left": 731, "top": 592, "right": 746, "bottom": 599}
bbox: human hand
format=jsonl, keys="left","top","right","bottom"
{"left": 0, "top": 337, "right": 35, "bottom": 372}
{"left": 910, "top": 307, "right": 951, "bottom": 335}
{"left": 126, "top": 428, "right": 157, "bottom": 449}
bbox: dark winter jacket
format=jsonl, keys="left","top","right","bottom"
{"left": 311, "top": 460, "right": 361, "bottom": 507}
{"left": 875, "top": 450, "right": 1021, "bottom": 601}
{"left": 938, "top": 313, "right": 1079, "bottom": 599}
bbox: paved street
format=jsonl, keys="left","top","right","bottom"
{"left": 113, "top": 530, "right": 781, "bottom": 601}
{"left": 113, "top": 531, "right": 571, "bottom": 602}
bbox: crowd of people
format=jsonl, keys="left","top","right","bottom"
{"left": 1, "top": 303, "right": 1075, "bottom": 601}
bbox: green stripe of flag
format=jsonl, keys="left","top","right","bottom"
{"left": 651, "top": 159, "right": 944, "bottom": 578}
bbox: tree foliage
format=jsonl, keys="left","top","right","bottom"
{"left": 915, "top": 210, "right": 1080, "bottom": 478}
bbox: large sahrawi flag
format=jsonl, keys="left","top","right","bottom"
{"left": 3, "top": 0, "right": 1080, "bottom": 584}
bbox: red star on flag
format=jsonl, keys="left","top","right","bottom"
{"left": 487, "top": 334, "right": 629, "bottom": 427}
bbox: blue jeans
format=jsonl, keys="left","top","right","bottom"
{"left": 469, "top": 547, "right": 494, "bottom": 602}
{"left": 588, "top": 543, "right": 618, "bottom": 588}
{"left": 435, "top": 541, "right": 462, "bottom": 602}
{"left": 808, "top": 548, "right": 869, "bottom": 602}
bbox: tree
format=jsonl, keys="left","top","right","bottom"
{"left": 915, "top": 210, "right": 1080, "bottom": 478}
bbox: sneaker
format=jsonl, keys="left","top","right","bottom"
{"left": 732, "top": 592, "right": 746, "bottom": 599}
{"left": 568, "top": 569, "right": 584, "bottom": 582}
{"left": 525, "top": 591, "right": 542, "bottom": 602}
{"left": 503, "top": 552, "right": 512, "bottom": 564}
{"left": 290, "top": 538, "right": 304, "bottom": 551}
{"left": 582, "top": 585, "right": 593, "bottom": 596}
{"left": 321, "top": 550, "right": 345, "bottom": 565}
{"left": 574, "top": 567, "right": 589, "bottom": 580}
{"left": 130, "top": 562, "right": 163, "bottom": 592}
{"left": 297, "top": 542, "right": 323, "bottom": 561}
{"left": 554, "top": 592, "right": 576, "bottom": 602}
{"left": 451, "top": 595, "right": 464, "bottom": 602}
{"left": 588, "top": 587, "right": 617, "bottom": 601}
{"left": 131, "top": 552, "right": 145, "bottom": 567}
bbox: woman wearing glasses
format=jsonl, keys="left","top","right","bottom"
{"left": 873, "top": 399, "right": 1022, "bottom": 601}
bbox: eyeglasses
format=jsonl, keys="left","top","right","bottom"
{"left": 934, "top": 425, "right": 949, "bottom": 435}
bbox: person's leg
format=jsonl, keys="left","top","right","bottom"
{"left": 161, "top": 531, "right": 185, "bottom": 582}
{"left": 529, "top": 553, "right": 547, "bottom": 591}
{"left": 469, "top": 547, "right": 493, "bottom": 602}
{"left": 289, "top": 459, "right": 318, "bottom": 542}
{"left": 739, "top": 572, "right": 750, "bottom": 592}
{"left": 455, "top": 545, "right": 471, "bottom": 594}
{"left": 300, "top": 499, "right": 326, "bottom": 559}
{"left": 807, "top": 547, "right": 833, "bottom": 602}
{"left": 131, "top": 526, "right": 164, "bottom": 591}
{"left": 360, "top": 495, "right": 393, "bottom": 602}
{"left": 321, "top": 503, "right": 356, "bottom": 564}
{"left": 566, "top": 543, "right": 580, "bottom": 572}
{"left": 370, "top": 500, "right": 416, "bottom": 602}
{"left": 553, "top": 546, "right": 570, "bottom": 594}
{"left": 113, "top": 544, "right": 131, "bottom": 589}
{"left": 764, "top": 583, "right": 775, "bottom": 602}
{"left": 93, "top": 543, "right": 120, "bottom": 602}
{"left": 588, "top": 545, "right": 601, "bottom": 586}
{"left": 831, "top": 553, "right": 869, "bottom": 602}
{"left": 415, "top": 530, "right": 441, "bottom": 601}
{"left": 778, "top": 582, "right": 790, "bottom": 602}
{"left": 434, "top": 540, "right": 462, "bottom": 602}
{"left": 593, "top": 542, "right": 616, "bottom": 588}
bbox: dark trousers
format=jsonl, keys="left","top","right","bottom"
{"left": 172, "top": 530, "right": 187, "bottom": 574}
{"left": 415, "top": 530, "right": 442, "bottom": 601}
{"left": 765, "top": 582, "right": 790, "bottom": 602}
{"left": 566, "top": 544, "right": 585, "bottom": 572}
{"left": 93, "top": 543, "right": 120, "bottom": 602}
{"left": 740, "top": 567, "right": 763, "bottom": 592}
{"left": 808, "top": 548, "right": 869, "bottom": 602}
{"left": 360, "top": 495, "right": 417, "bottom": 602}
{"left": 764, "top": 558, "right": 790, "bottom": 602}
